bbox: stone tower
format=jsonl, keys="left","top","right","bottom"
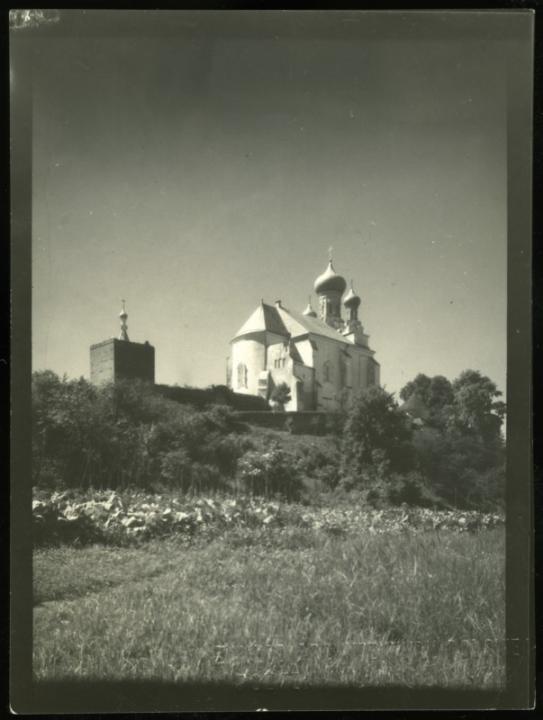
{"left": 90, "top": 301, "right": 155, "bottom": 384}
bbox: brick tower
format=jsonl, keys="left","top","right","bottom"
{"left": 90, "top": 301, "right": 155, "bottom": 384}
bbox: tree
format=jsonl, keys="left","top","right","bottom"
{"left": 400, "top": 369, "right": 506, "bottom": 509}
{"left": 412, "top": 424, "right": 505, "bottom": 509}
{"left": 270, "top": 382, "right": 291, "bottom": 411}
{"left": 450, "top": 370, "right": 506, "bottom": 441}
{"left": 400, "top": 370, "right": 506, "bottom": 442}
{"left": 341, "top": 385, "right": 413, "bottom": 482}
{"left": 400, "top": 373, "right": 454, "bottom": 429}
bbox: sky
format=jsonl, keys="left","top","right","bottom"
{"left": 26, "top": 10, "right": 510, "bottom": 397}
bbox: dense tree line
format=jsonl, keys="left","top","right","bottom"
{"left": 339, "top": 372, "right": 505, "bottom": 510}
{"left": 32, "top": 372, "right": 251, "bottom": 493}
{"left": 31, "top": 369, "right": 505, "bottom": 510}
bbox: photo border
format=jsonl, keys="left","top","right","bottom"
{"left": 9, "top": 6, "right": 535, "bottom": 712}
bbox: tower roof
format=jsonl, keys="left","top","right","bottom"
{"left": 343, "top": 282, "right": 361, "bottom": 309}
{"left": 303, "top": 296, "right": 317, "bottom": 317}
{"left": 314, "top": 259, "right": 347, "bottom": 294}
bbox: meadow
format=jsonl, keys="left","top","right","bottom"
{"left": 33, "top": 498, "right": 505, "bottom": 688}
{"left": 31, "top": 374, "right": 506, "bottom": 689}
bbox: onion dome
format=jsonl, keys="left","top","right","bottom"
{"left": 314, "top": 260, "right": 347, "bottom": 295}
{"left": 343, "top": 282, "right": 361, "bottom": 309}
{"left": 303, "top": 296, "right": 317, "bottom": 317}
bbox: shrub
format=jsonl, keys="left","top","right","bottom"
{"left": 386, "top": 471, "right": 443, "bottom": 508}
{"left": 341, "top": 386, "right": 414, "bottom": 482}
{"left": 412, "top": 426, "right": 505, "bottom": 510}
{"left": 292, "top": 442, "right": 341, "bottom": 491}
{"left": 270, "top": 382, "right": 291, "bottom": 411}
{"left": 32, "top": 373, "right": 251, "bottom": 492}
{"left": 159, "top": 449, "right": 193, "bottom": 490}
{"left": 237, "top": 444, "right": 303, "bottom": 501}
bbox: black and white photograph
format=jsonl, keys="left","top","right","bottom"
{"left": 10, "top": 8, "right": 534, "bottom": 712}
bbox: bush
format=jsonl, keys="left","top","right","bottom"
{"left": 292, "top": 442, "right": 341, "bottom": 491}
{"left": 270, "top": 382, "right": 291, "bottom": 411}
{"left": 386, "top": 472, "right": 444, "bottom": 508}
{"left": 32, "top": 373, "right": 251, "bottom": 492}
{"left": 341, "top": 386, "right": 414, "bottom": 482}
{"left": 237, "top": 443, "right": 303, "bottom": 501}
{"left": 412, "top": 426, "right": 505, "bottom": 510}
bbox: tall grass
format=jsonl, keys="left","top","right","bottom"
{"left": 34, "top": 527, "right": 505, "bottom": 687}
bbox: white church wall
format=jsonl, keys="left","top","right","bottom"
{"left": 311, "top": 335, "right": 345, "bottom": 411}
{"left": 293, "top": 338, "right": 314, "bottom": 367}
{"left": 267, "top": 344, "right": 316, "bottom": 411}
{"left": 292, "top": 363, "right": 315, "bottom": 411}
{"left": 230, "top": 336, "right": 265, "bottom": 395}
{"left": 230, "top": 331, "right": 289, "bottom": 396}
{"left": 267, "top": 341, "right": 289, "bottom": 370}
{"left": 348, "top": 348, "right": 380, "bottom": 396}
{"left": 352, "top": 352, "right": 367, "bottom": 394}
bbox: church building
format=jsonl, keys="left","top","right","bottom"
{"left": 227, "top": 258, "right": 380, "bottom": 411}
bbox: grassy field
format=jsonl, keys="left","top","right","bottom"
{"left": 33, "top": 525, "right": 505, "bottom": 688}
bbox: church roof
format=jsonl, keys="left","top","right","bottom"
{"left": 277, "top": 305, "right": 352, "bottom": 344}
{"left": 232, "top": 301, "right": 351, "bottom": 345}
{"left": 233, "top": 303, "right": 290, "bottom": 339}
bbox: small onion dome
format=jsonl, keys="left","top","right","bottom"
{"left": 314, "top": 260, "right": 347, "bottom": 294}
{"left": 119, "top": 301, "right": 128, "bottom": 319}
{"left": 343, "top": 285, "right": 361, "bottom": 309}
{"left": 303, "top": 297, "right": 317, "bottom": 317}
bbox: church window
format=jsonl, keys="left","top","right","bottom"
{"left": 367, "top": 361, "right": 376, "bottom": 386}
{"left": 323, "top": 361, "right": 331, "bottom": 382}
{"left": 237, "top": 363, "right": 248, "bottom": 388}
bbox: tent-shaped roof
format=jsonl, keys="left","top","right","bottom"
{"left": 232, "top": 302, "right": 351, "bottom": 345}
{"left": 233, "top": 303, "right": 290, "bottom": 339}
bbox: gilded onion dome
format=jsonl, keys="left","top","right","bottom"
{"left": 314, "top": 260, "right": 347, "bottom": 295}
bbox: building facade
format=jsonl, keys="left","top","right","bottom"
{"left": 227, "top": 259, "right": 380, "bottom": 411}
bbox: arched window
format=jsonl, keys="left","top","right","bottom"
{"left": 237, "top": 363, "right": 248, "bottom": 388}
{"left": 323, "top": 361, "right": 331, "bottom": 383}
